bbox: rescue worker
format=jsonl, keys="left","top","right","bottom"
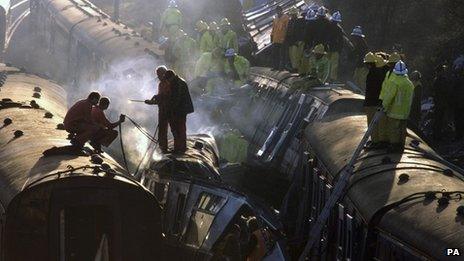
{"left": 194, "top": 48, "right": 225, "bottom": 94}
{"left": 219, "top": 126, "right": 249, "bottom": 163}
{"left": 312, "top": 6, "right": 331, "bottom": 50}
{"left": 224, "top": 48, "right": 250, "bottom": 87}
{"left": 285, "top": 7, "right": 306, "bottom": 72}
{"left": 309, "top": 44, "right": 330, "bottom": 83}
{"left": 220, "top": 18, "right": 239, "bottom": 53}
{"left": 300, "top": 9, "right": 317, "bottom": 74}
{"left": 160, "top": 0, "right": 183, "bottom": 40}
{"left": 380, "top": 61, "right": 415, "bottom": 152}
{"left": 196, "top": 20, "right": 215, "bottom": 53}
{"left": 409, "top": 70, "right": 423, "bottom": 131}
{"left": 363, "top": 52, "right": 389, "bottom": 149}
{"left": 270, "top": 5, "right": 290, "bottom": 70}
{"left": 166, "top": 70, "right": 194, "bottom": 153}
{"left": 245, "top": 217, "right": 271, "bottom": 261}
{"left": 350, "top": 26, "right": 369, "bottom": 90}
{"left": 145, "top": 66, "right": 172, "bottom": 153}
{"left": 327, "top": 11, "right": 345, "bottom": 81}
{"left": 63, "top": 92, "right": 101, "bottom": 149}
{"left": 172, "top": 29, "right": 197, "bottom": 80}
{"left": 431, "top": 64, "right": 453, "bottom": 140}
{"left": 209, "top": 21, "right": 222, "bottom": 49}
{"left": 90, "top": 97, "right": 125, "bottom": 153}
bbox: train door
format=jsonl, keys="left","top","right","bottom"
{"left": 49, "top": 189, "right": 122, "bottom": 261}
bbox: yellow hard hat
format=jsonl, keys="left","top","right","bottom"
{"left": 196, "top": 20, "right": 209, "bottom": 32}
{"left": 209, "top": 21, "right": 219, "bottom": 30}
{"left": 375, "top": 54, "right": 387, "bottom": 67}
{"left": 288, "top": 6, "right": 298, "bottom": 15}
{"left": 363, "top": 52, "right": 376, "bottom": 63}
{"left": 312, "top": 44, "right": 326, "bottom": 54}
{"left": 388, "top": 52, "right": 401, "bottom": 64}
{"left": 220, "top": 18, "right": 231, "bottom": 27}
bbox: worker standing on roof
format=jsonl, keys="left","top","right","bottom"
{"left": 300, "top": 9, "right": 317, "bottom": 74}
{"left": 380, "top": 61, "right": 415, "bottom": 153}
{"left": 145, "top": 66, "right": 173, "bottom": 154}
{"left": 270, "top": 5, "right": 290, "bottom": 70}
{"left": 363, "top": 53, "right": 389, "bottom": 150}
{"left": 350, "top": 26, "right": 369, "bottom": 90}
{"left": 196, "top": 20, "right": 215, "bottom": 53}
{"left": 309, "top": 44, "right": 330, "bottom": 83}
{"left": 220, "top": 18, "right": 239, "bottom": 52}
{"left": 173, "top": 29, "right": 197, "bottom": 81}
{"left": 312, "top": 6, "right": 331, "bottom": 50}
{"left": 160, "top": 0, "right": 183, "bottom": 40}
{"left": 90, "top": 97, "right": 125, "bottom": 153}
{"left": 224, "top": 48, "right": 250, "bottom": 87}
{"left": 166, "top": 70, "right": 194, "bottom": 154}
{"left": 285, "top": 7, "right": 306, "bottom": 72}
{"left": 64, "top": 92, "right": 101, "bottom": 149}
{"left": 327, "top": 11, "right": 345, "bottom": 82}
{"left": 194, "top": 48, "right": 225, "bottom": 94}
{"left": 431, "top": 64, "right": 453, "bottom": 140}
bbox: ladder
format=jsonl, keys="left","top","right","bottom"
{"left": 298, "top": 108, "right": 384, "bottom": 261}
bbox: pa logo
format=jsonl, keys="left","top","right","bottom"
{"left": 446, "top": 248, "right": 461, "bottom": 256}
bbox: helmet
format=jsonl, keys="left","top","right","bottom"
{"left": 312, "top": 44, "right": 327, "bottom": 55}
{"left": 316, "top": 6, "right": 327, "bottom": 17}
{"left": 209, "top": 21, "right": 219, "bottom": 31}
{"left": 196, "top": 20, "right": 209, "bottom": 32}
{"left": 225, "top": 48, "right": 236, "bottom": 57}
{"left": 168, "top": 0, "right": 177, "bottom": 8}
{"left": 177, "top": 29, "right": 187, "bottom": 37}
{"left": 288, "top": 6, "right": 298, "bottom": 15}
{"left": 393, "top": 60, "right": 408, "bottom": 75}
{"left": 330, "top": 11, "right": 342, "bottom": 22}
{"left": 363, "top": 52, "right": 376, "bottom": 63}
{"left": 388, "top": 52, "right": 401, "bottom": 64}
{"left": 410, "top": 70, "right": 422, "bottom": 81}
{"left": 220, "top": 18, "right": 231, "bottom": 27}
{"left": 351, "top": 26, "right": 365, "bottom": 37}
{"left": 305, "top": 9, "right": 317, "bottom": 21}
{"left": 308, "top": 3, "right": 320, "bottom": 11}
{"left": 375, "top": 54, "right": 387, "bottom": 67}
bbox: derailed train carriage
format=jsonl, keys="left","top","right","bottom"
{"left": 139, "top": 135, "right": 288, "bottom": 260}
{"left": 0, "top": 64, "right": 165, "bottom": 260}
{"left": 225, "top": 67, "right": 464, "bottom": 260}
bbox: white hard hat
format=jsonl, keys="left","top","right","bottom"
{"left": 331, "top": 11, "right": 342, "bottom": 22}
{"left": 308, "top": 3, "right": 319, "bottom": 11}
{"left": 316, "top": 6, "right": 327, "bottom": 17}
{"left": 393, "top": 60, "right": 408, "bottom": 75}
{"left": 225, "top": 48, "right": 236, "bottom": 57}
{"left": 305, "top": 9, "right": 317, "bottom": 21}
{"left": 168, "top": 0, "right": 177, "bottom": 8}
{"left": 351, "top": 26, "right": 365, "bottom": 37}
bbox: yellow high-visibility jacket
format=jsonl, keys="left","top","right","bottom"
{"left": 221, "top": 30, "right": 239, "bottom": 52}
{"left": 198, "top": 30, "right": 215, "bottom": 53}
{"left": 224, "top": 55, "right": 250, "bottom": 86}
{"left": 381, "top": 74, "right": 415, "bottom": 120}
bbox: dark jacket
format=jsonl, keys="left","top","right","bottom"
{"left": 303, "top": 20, "right": 316, "bottom": 48}
{"left": 364, "top": 66, "right": 389, "bottom": 106}
{"left": 312, "top": 17, "right": 331, "bottom": 49}
{"left": 285, "top": 17, "right": 306, "bottom": 45}
{"left": 327, "top": 22, "right": 344, "bottom": 52}
{"left": 351, "top": 36, "right": 369, "bottom": 67}
{"left": 171, "top": 76, "right": 194, "bottom": 116}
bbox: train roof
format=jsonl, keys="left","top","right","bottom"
{"left": 42, "top": 0, "right": 163, "bottom": 65}
{"left": 305, "top": 113, "right": 464, "bottom": 258}
{"left": 0, "top": 65, "right": 139, "bottom": 207}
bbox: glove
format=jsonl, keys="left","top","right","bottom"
{"left": 119, "top": 114, "right": 126, "bottom": 123}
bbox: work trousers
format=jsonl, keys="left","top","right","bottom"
{"left": 364, "top": 106, "right": 381, "bottom": 143}
{"left": 158, "top": 114, "right": 174, "bottom": 152}
{"left": 272, "top": 43, "right": 285, "bottom": 69}
{"left": 386, "top": 117, "right": 407, "bottom": 146}
{"left": 93, "top": 129, "right": 118, "bottom": 147}
{"left": 288, "top": 41, "right": 304, "bottom": 70}
{"left": 65, "top": 121, "right": 100, "bottom": 146}
{"left": 171, "top": 115, "right": 187, "bottom": 153}
{"left": 328, "top": 51, "right": 339, "bottom": 81}
{"left": 353, "top": 66, "right": 368, "bottom": 91}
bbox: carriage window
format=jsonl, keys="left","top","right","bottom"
{"left": 184, "top": 192, "right": 227, "bottom": 248}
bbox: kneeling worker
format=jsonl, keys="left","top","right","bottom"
{"left": 91, "top": 97, "right": 126, "bottom": 152}
{"left": 64, "top": 92, "right": 101, "bottom": 149}
{"left": 380, "top": 60, "right": 414, "bottom": 153}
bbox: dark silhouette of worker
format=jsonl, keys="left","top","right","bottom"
{"left": 91, "top": 97, "right": 125, "bottom": 153}
{"left": 166, "top": 69, "right": 194, "bottom": 153}
{"left": 64, "top": 92, "right": 101, "bottom": 148}
{"left": 145, "top": 66, "right": 173, "bottom": 153}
